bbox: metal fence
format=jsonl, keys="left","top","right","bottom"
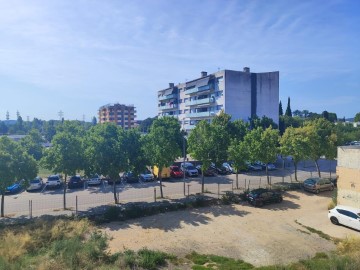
{"left": 1, "top": 159, "right": 336, "bottom": 219}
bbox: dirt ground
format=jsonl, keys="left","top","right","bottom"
{"left": 102, "top": 190, "right": 359, "bottom": 267}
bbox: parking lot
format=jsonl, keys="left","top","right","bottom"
{"left": 1, "top": 158, "right": 337, "bottom": 218}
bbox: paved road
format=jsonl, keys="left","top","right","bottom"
{"left": 2, "top": 158, "right": 336, "bottom": 218}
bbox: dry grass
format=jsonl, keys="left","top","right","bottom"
{"left": 0, "top": 231, "right": 32, "bottom": 262}
{"left": 337, "top": 236, "right": 360, "bottom": 256}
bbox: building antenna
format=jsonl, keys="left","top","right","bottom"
{"left": 58, "top": 110, "right": 64, "bottom": 120}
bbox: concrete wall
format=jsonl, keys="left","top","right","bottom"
{"left": 337, "top": 146, "right": 360, "bottom": 208}
{"left": 255, "top": 72, "right": 279, "bottom": 125}
{"left": 224, "top": 70, "right": 252, "bottom": 122}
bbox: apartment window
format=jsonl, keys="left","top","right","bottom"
{"left": 184, "top": 109, "right": 189, "bottom": 113}
{"left": 178, "top": 110, "right": 182, "bottom": 114}
{"left": 216, "top": 91, "right": 223, "bottom": 97}
{"left": 217, "top": 105, "right": 223, "bottom": 110}
{"left": 179, "top": 99, "right": 182, "bottom": 103}
{"left": 184, "top": 98, "right": 189, "bottom": 102}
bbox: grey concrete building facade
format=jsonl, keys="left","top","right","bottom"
{"left": 157, "top": 67, "right": 279, "bottom": 132}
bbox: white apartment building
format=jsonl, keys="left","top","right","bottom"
{"left": 157, "top": 67, "right": 279, "bottom": 132}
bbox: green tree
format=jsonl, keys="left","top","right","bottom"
{"left": 84, "top": 123, "right": 125, "bottom": 204}
{"left": 244, "top": 127, "right": 279, "bottom": 185}
{"left": 91, "top": 116, "right": 97, "bottom": 126}
{"left": 279, "top": 101, "right": 284, "bottom": 116}
{"left": 187, "top": 121, "right": 214, "bottom": 193}
{"left": 139, "top": 117, "right": 157, "bottom": 133}
{"left": 20, "top": 129, "right": 44, "bottom": 160}
{"left": 354, "top": 112, "right": 360, "bottom": 122}
{"left": 0, "top": 137, "right": 38, "bottom": 217}
{"left": 304, "top": 118, "right": 337, "bottom": 177}
{"left": 227, "top": 139, "right": 249, "bottom": 189}
{"left": 285, "top": 97, "right": 292, "bottom": 117}
{"left": 143, "top": 117, "right": 182, "bottom": 198}
{"left": 280, "top": 127, "right": 310, "bottom": 181}
{"left": 123, "top": 129, "right": 148, "bottom": 175}
{"left": 230, "top": 119, "right": 249, "bottom": 141}
{"left": 41, "top": 130, "right": 84, "bottom": 209}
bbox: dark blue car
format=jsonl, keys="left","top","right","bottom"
{"left": 6, "top": 180, "right": 24, "bottom": 194}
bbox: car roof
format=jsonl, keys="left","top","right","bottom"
{"left": 334, "top": 205, "right": 360, "bottom": 213}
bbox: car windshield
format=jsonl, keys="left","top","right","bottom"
{"left": 48, "top": 176, "right": 59, "bottom": 181}
{"left": 305, "top": 179, "right": 316, "bottom": 184}
{"left": 172, "top": 167, "right": 180, "bottom": 172}
{"left": 187, "top": 166, "right": 196, "bottom": 170}
{"left": 30, "top": 179, "right": 40, "bottom": 184}
{"left": 143, "top": 170, "right": 151, "bottom": 174}
{"left": 91, "top": 175, "right": 99, "bottom": 178}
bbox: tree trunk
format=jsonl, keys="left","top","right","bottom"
{"left": 294, "top": 162, "right": 298, "bottom": 181}
{"left": 315, "top": 160, "right": 321, "bottom": 178}
{"left": 201, "top": 170, "right": 205, "bottom": 193}
{"left": 236, "top": 172, "right": 239, "bottom": 189}
{"left": 1, "top": 192, "right": 4, "bottom": 217}
{"left": 63, "top": 174, "right": 67, "bottom": 210}
{"left": 266, "top": 165, "right": 270, "bottom": 186}
{"left": 159, "top": 168, "right": 163, "bottom": 198}
{"left": 113, "top": 181, "right": 118, "bottom": 204}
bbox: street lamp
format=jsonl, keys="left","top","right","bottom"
{"left": 183, "top": 133, "right": 187, "bottom": 196}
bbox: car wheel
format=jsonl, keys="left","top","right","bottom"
{"left": 277, "top": 197, "right": 283, "bottom": 203}
{"left": 330, "top": 216, "right": 339, "bottom": 225}
{"left": 329, "top": 186, "right": 334, "bottom": 191}
{"left": 256, "top": 201, "right": 263, "bottom": 207}
{"left": 315, "top": 189, "right": 320, "bottom": 194}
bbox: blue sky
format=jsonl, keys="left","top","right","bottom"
{"left": 0, "top": 0, "right": 359, "bottom": 121}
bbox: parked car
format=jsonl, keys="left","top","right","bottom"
{"left": 328, "top": 205, "right": 360, "bottom": 231}
{"left": 87, "top": 174, "right": 102, "bottom": 186}
{"left": 256, "top": 162, "right": 276, "bottom": 171}
{"left": 26, "top": 177, "right": 44, "bottom": 191}
{"left": 6, "top": 180, "right": 25, "bottom": 194}
{"left": 246, "top": 188, "right": 283, "bottom": 207}
{"left": 196, "top": 164, "right": 217, "bottom": 176}
{"left": 170, "top": 165, "right": 184, "bottom": 178}
{"left": 303, "top": 178, "right": 334, "bottom": 194}
{"left": 46, "top": 175, "right": 62, "bottom": 189}
{"left": 139, "top": 170, "right": 154, "bottom": 182}
{"left": 105, "top": 177, "right": 122, "bottom": 185}
{"left": 122, "top": 172, "right": 139, "bottom": 183}
{"left": 68, "top": 175, "right": 84, "bottom": 189}
{"left": 246, "top": 162, "right": 262, "bottom": 171}
{"left": 181, "top": 163, "right": 199, "bottom": 177}
{"left": 153, "top": 166, "right": 171, "bottom": 179}
{"left": 222, "top": 162, "right": 235, "bottom": 173}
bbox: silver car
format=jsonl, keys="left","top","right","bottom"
{"left": 303, "top": 178, "right": 334, "bottom": 194}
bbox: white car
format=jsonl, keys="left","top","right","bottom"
{"left": 328, "top": 205, "right": 360, "bottom": 231}
{"left": 87, "top": 174, "right": 102, "bottom": 185}
{"left": 46, "top": 175, "right": 62, "bottom": 188}
{"left": 139, "top": 170, "right": 154, "bottom": 182}
{"left": 27, "top": 177, "right": 44, "bottom": 191}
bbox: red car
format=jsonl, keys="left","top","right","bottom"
{"left": 170, "top": 166, "right": 184, "bottom": 178}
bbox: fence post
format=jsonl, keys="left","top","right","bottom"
{"left": 29, "top": 200, "right": 32, "bottom": 219}
{"left": 218, "top": 183, "right": 220, "bottom": 199}
{"left": 187, "top": 184, "right": 190, "bottom": 197}
{"left": 245, "top": 179, "right": 247, "bottom": 190}
{"left": 231, "top": 179, "right": 234, "bottom": 191}
{"left": 154, "top": 188, "right": 156, "bottom": 202}
{"left": 75, "top": 195, "right": 78, "bottom": 217}
{"left": 259, "top": 178, "right": 261, "bottom": 188}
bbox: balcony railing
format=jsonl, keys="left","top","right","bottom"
{"left": 185, "top": 84, "right": 213, "bottom": 95}
{"left": 185, "top": 97, "right": 214, "bottom": 106}
{"left": 183, "top": 124, "right": 196, "bottom": 130}
{"left": 158, "top": 103, "right": 178, "bottom": 110}
{"left": 158, "top": 93, "right": 177, "bottom": 101}
{"left": 185, "top": 111, "right": 214, "bottom": 118}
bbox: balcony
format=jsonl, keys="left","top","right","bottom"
{"left": 185, "top": 84, "right": 213, "bottom": 95}
{"left": 183, "top": 124, "right": 196, "bottom": 130}
{"left": 185, "top": 97, "right": 215, "bottom": 107}
{"left": 159, "top": 103, "right": 178, "bottom": 110}
{"left": 158, "top": 93, "right": 177, "bottom": 101}
{"left": 185, "top": 111, "right": 214, "bottom": 118}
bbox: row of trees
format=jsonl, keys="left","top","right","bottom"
{"left": 0, "top": 111, "right": 354, "bottom": 217}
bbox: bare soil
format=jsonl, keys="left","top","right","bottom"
{"left": 102, "top": 190, "right": 359, "bottom": 267}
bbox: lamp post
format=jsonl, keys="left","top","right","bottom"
{"left": 183, "top": 133, "right": 187, "bottom": 196}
